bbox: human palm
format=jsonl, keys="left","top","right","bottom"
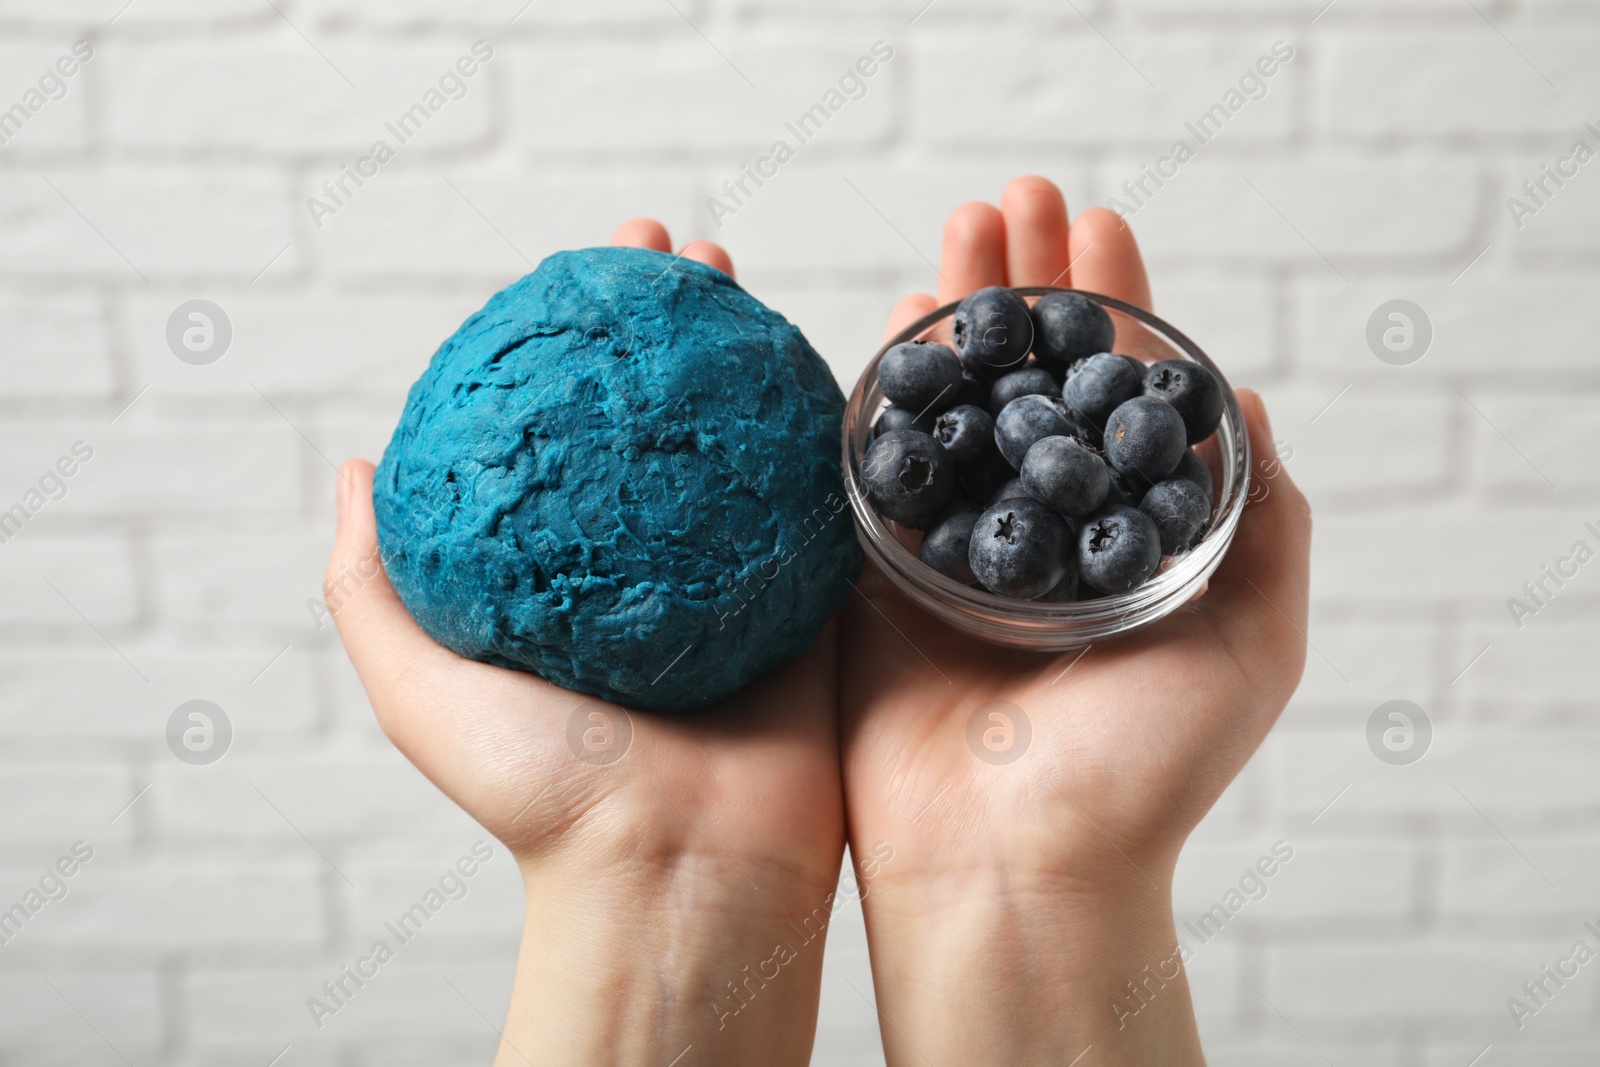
{"left": 325, "top": 220, "right": 843, "bottom": 890}
{"left": 839, "top": 179, "right": 1312, "bottom": 888}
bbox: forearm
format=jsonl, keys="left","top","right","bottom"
{"left": 499, "top": 851, "right": 843, "bottom": 1067}
{"left": 860, "top": 871, "right": 1205, "bottom": 1067}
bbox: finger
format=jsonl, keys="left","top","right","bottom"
{"left": 324, "top": 460, "right": 462, "bottom": 716}
{"left": 1066, "top": 207, "right": 1152, "bottom": 310}
{"left": 1202, "top": 389, "right": 1312, "bottom": 691}
{"left": 610, "top": 217, "right": 672, "bottom": 252}
{"left": 678, "top": 239, "right": 735, "bottom": 279}
{"left": 937, "top": 201, "right": 1007, "bottom": 304}
{"left": 1000, "top": 176, "right": 1072, "bottom": 287}
{"left": 882, "top": 292, "right": 939, "bottom": 344}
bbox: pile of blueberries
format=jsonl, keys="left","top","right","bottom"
{"left": 860, "top": 287, "right": 1223, "bottom": 601}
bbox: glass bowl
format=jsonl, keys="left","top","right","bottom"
{"left": 841, "top": 286, "right": 1250, "bottom": 650}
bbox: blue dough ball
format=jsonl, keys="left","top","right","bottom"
{"left": 373, "top": 247, "right": 862, "bottom": 713}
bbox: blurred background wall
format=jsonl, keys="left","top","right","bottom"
{"left": 1, "top": 0, "right": 1597, "bottom": 1063}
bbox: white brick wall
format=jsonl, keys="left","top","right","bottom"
{"left": 0, "top": 1, "right": 1596, "bottom": 1063}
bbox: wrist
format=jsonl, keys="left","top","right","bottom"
{"left": 860, "top": 866, "right": 1205, "bottom": 1067}
{"left": 498, "top": 844, "right": 845, "bottom": 1067}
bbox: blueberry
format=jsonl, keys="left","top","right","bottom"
{"left": 1103, "top": 396, "right": 1186, "bottom": 483}
{"left": 1078, "top": 504, "right": 1162, "bottom": 594}
{"left": 879, "top": 340, "right": 963, "bottom": 414}
{"left": 989, "top": 476, "right": 1030, "bottom": 506}
{"left": 954, "top": 370, "right": 991, "bottom": 411}
{"left": 1063, "top": 405, "right": 1104, "bottom": 450}
{"left": 920, "top": 509, "right": 981, "bottom": 585}
{"left": 1144, "top": 359, "right": 1223, "bottom": 444}
{"left": 930, "top": 495, "right": 983, "bottom": 527}
{"left": 1062, "top": 352, "right": 1143, "bottom": 435}
{"left": 953, "top": 286, "right": 1034, "bottom": 379}
{"left": 1103, "top": 465, "right": 1148, "bottom": 508}
{"left": 988, "top": 366, "right": 1060, "bottom": 416}
{"left": 1019, "top": 435, "right": 1109, "bottom": 519}
{"left": 875, "top": 405, "right": 936, "bottom": 437}
{"left": 1033, "top": 558, "right": 1081, "bottom": 602}
{"left": 994, "top": 393, "right": 1075, "bottom": 469}
{"left": 1032, "top": 292, "right": 1115, "bottom": 372}
{"left": 1173, "top": 449, "right": 1213, "bottom": 503}
{"left": 932, "top": 404, "right": 997, "bottom": 467}
{"left": 861, "top": 429, "right": 955, "bottom": 528}
{"left": 959, "top": 450, "right": 1016, "bottom": 502}
{"left": 969, "top": 497, "right": 1071, "bottom": 599}
{"left": 1138, "top": 479, "right": 1211, "bottom": 555}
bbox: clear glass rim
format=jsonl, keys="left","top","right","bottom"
{"left": 841, "top": 286, "right": 1252, "bottom": 648}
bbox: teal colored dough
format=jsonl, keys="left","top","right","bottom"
{"left": 373, "top": 247, "right": 862, "bottom": 713}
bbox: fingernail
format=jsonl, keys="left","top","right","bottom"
{"left": 335, "top": 464, "right": 351, "bottom": 520}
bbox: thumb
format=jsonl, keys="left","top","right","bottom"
{"left": 324, "top": 460, "right": 459, "bottom": 715}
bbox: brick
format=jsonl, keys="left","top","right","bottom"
{"left": 1455, "top": 620, "right": 1600, "bottom": 707}
{"left": 1441, "top": 837, "right": 1600, "bottom": 916}
{"left": 1151, "top": 277, "right": 1279, "bottom": 380}
{"left": 1311, "top": 504, "right": 1599, "bottom": 603}
{"left": 0, "top": 294, "right": 113, "bottom": 397}
{"left": 151, "top": 535, "right": 330, "bottom": 628}
{"left": 0, "top": 421, "right": 302, "bottom": 517}
{"left": 0, "top": 645, "right": 317, "bottom": 740}
{"left": 1321, "top": 28, "right": 1600, "bottom": 139}
{"left": 1269, "top": 728, "right": 1600, "bottom": 817}
{"left": 509, "top": 36, "right": 898, "bottom": 154}
{"left": 1268, "top": 940, "right": 1588, "bottom": 1020}
{"left": 1198, "top": 1043, "right": 1403, "bottom": 1067}
{"left": 308, "top": 0, "right": 688, "bottom": 27}
{"left": 1183, "top": 938, "right": 1244, "bottom": 1023}
{"left": 1499, "top": 149, "right": 1600, "bottom": 253}
{"left": 341, "top": 837, "right": 522, "bottom": 941}
{"left": 306, "top": 406, "right": 406, "bottom": 474}
{"left": 914, "top": 31, "right": 1298, "bottom": 147}
{"left": 104, "top": 40, "right": 496, "bottom": 156}
{"left": 1465, "top": 393, "right": 1600, "bottom": 492}
{"left": 186, "top": 960, "right": 512, "bottom": 1041}
{"left": 351, "top": 1040, "right": 504, "bottom": 1067}
{"left": 0, "top": 971, "right": 161, "bottom": 1043}
{"left": 36, "top": 858, "right": 324, "bottom": 947}
{"left": 712, "top": 159, "right": 1092, "bottom": 276}
{"left": 1292, "top": 618, "right": 1434, "bottom": 710}
{"left": 1255, "top": 383, "right": 1452, "bottom": 497}
{"left": 0, "top": 1044, "right": 165, "bottom": 1067}
{"left": 0, "top": 767, "right": 132, "bottom": 841}
{"left": 736, "top": 0, "right": 1098, "bottom": 12}
{"left": 1426, "top": 1044, "right": 1600, "bottom": 1067}
{"left": 1196, "top": 761, "right": 1256, "bottom": 829}
{"left": 1294, "top": 276, "right": 1600, "bottom": 379}
{"left": 1121, "top": 158, "right": 1480, "bottom": 265}
{"left": 323, "top": 653, "right": 389, "bottom": 745}
{"left": 314, "top": 171, "right": 699, "bottom": 280}
{"left": 1176, "top": 838, "right": 1414, "bottom": 921}
{"left": 0, "top": 42, "right": 93, "bottom": 152}
{"left": 173, "top": 1047, "right": 344, "bottom": 1067}
{"left": 124, "top": 293, "right": 478, "bottom": 398}
{"left": 1125, "top": 0, "right": 1455, "bottom": 10}
{"left": 0, "top": 170, "right": 296, "bottom": 281}
{"left": 151, "top": 751, "right": 468, "bottom": 840}
{"left": 0, "top": 0, "right": 264, "bottom": 23}
{"left": 0, "top": 536, "right": 138, "bottom": 626}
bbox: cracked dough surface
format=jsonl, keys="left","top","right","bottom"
{"left": 374, "top": 246, "right": 862, "bottom": 713}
